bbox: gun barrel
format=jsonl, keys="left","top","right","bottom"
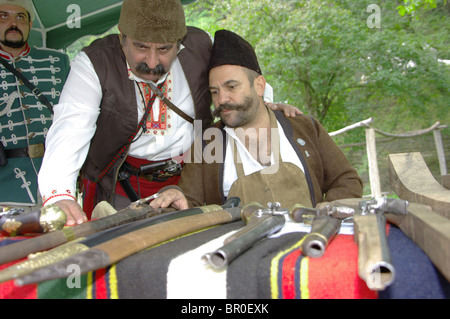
{"left": 202, "top": 214, "right": 285, "bottom": 269}
{"left": 384, "top": 198, "right": 409, "bottom": 215}
{"left": 301, "top": 215, "right": 341, "bottom": 258}
{"left": 354, "top": 213, "right": 395, "bottom": 290}
{"left": 140, "top": 161, "right": 168, "bottom": 173}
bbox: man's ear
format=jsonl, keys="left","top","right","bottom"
{"left": 254, "top": 75, "right": 266, "bottom": 97}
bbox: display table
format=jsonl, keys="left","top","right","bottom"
{"left": 1, "top": 217, "right": 448, "bottom": 299}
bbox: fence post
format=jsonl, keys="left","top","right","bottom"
{"left": 433, "top": 127, "right": 448, "bottom": 177}
{"left": 433, "top": 126, "right": 449, "bottom": 188}
{"left": 366, "top": 128, "right": 381, "bottom": 198}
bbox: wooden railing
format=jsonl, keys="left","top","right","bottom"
{"left": 329, "top": 118, "right": 448, "bottom": 197}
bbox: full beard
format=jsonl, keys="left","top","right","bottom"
{"left": 1, "top": 27, "right": 27, "bottom": 49}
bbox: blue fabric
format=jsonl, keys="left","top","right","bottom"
{"left": 1, "top": 223, "right": 449, "bottom": 299}
{"left": 379, "top": 226, "right": 450, "bottom": 299}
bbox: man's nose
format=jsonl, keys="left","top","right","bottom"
{"left": 6, "top": 19, "right": 17, "bottom": 28}
{"left": 144, "top": 50, "right": 159, "bottom": 69}
{"left": 217, "top": 90, "right": 231, "bottom": 105}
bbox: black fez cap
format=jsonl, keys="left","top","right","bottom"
{"left": 208, "top": 30, "right": 262, "bottom": 75}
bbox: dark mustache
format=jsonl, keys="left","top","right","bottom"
{"left": 5, "top": 26, "right": 23, "bottom": 36}
{"left": 136, "top": 62, "right": 166, "bottom": 76}
{"left": 212, "top": 103, "right": 244, "bottom": 117}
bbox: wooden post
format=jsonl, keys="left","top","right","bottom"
{"left": 433, "top": 127, "right": 448, "bottom": 176}
{"left": 433, "top": 127, "right": 448, "bottom": 187}
{"left": 366, "top": 128, "right": 381, "bottom": 198}
{"left": 442, "top": 175, "right": 450, "bottom": 190}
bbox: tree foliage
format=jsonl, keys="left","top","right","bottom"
{"left": 185, "top": 0, "right": 449, "bottom": 142}
{"left": 397, "top": 0, "right": 443, "bottom": 16}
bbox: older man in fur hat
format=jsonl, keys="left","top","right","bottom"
{"left": 0, "top": 0, "right": 69, "bottom": 212}
{"left": 151, "top": 30, "right": 363, "bottom": 210}
{"left": 38, "top": 0, "right": 298, "bottom": 225}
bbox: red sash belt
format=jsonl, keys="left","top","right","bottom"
{"left": 115, "top": 156, "right": 182, "bottom": 199}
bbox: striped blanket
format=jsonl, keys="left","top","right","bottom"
{"left": 0, "top": 221, "right": 449, "bottom": 299}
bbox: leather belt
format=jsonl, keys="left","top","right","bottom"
{"left": 4, "top": 143, "right": 45, "bottom": 159}
{"left": 120, "top": 160, "right": 182, "bottom": 182}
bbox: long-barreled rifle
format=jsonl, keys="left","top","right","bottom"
{"left": 15, "top": 199, "right": 243, "bottom": 286}
{"left": 0, "top": 197, "right": 240, "bottom": 284}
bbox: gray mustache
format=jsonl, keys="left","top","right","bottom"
{"left": 136, "top": 62, "right": 165, "bottom": 76}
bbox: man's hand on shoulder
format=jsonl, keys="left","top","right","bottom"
{"left": 267, "top": 102, "right": 303, "bottom": 118}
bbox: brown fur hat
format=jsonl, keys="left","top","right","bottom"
{"left": 118, "top": 0, "right": 187, "bottom": 43}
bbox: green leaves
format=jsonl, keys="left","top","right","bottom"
{"left": 397, "top": 0, "right": 439, "bottom": 17}
{"left": 184, "top": 0, "right": 449, "bottom": 135}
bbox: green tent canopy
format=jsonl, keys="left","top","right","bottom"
{"left": 27, "top": 0, "right": 196, "bottom": 50}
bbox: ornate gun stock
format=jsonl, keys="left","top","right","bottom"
{"left": 1, "top": 205, "right": 66, "bottom": 236}
{"left": 202, "top": 202, "right": 286, "bottom": 269}
{"left": 354, "top": 197, "right": 408, "bottom": 291}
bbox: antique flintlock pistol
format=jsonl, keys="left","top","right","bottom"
{"left": 202, "top": 202, "right": 287, "bottom": 269}
{"left": 292, "top": 197, "right": 408, "bottom": 290}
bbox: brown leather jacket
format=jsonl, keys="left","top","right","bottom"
{"left": 178, "top": 111, "right": 363, "bottom": 208}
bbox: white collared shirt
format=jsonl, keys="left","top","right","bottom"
{"left": 222, "top": 121, "right": 304, "bottom": 196}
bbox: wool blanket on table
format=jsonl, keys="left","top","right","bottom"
{"left": 0, "top": 221, "right": 449, "bottom": 299}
